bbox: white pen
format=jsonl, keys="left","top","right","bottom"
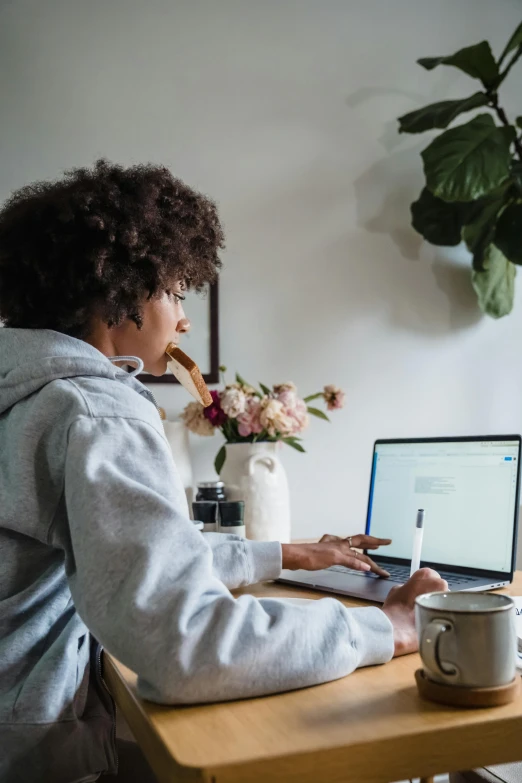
{"left": 410, "top": 509, "right": 425, "bottom": 577}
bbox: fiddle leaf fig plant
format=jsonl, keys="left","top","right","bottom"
{"left": 399, "top": 23, "right": 522, "bottom": 318}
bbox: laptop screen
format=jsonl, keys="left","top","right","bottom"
{"left": 367, "top": 438, "right": 520, "bottom": 574}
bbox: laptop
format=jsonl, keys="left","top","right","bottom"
{"left": 278, "top": 436, "right": 521, "bottom": 603}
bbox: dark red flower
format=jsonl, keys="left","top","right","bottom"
{"left": 203, "top": 390, "right": 228, "bottom": 427}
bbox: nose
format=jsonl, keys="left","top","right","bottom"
{"left": 176, "top": 317, "right": 191, "bottom": 334}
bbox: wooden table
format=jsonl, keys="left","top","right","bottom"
{"left": 105, "top": 572, "right": 522, "bottom": 783}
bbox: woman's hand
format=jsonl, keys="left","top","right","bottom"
{"left": 382, "top": 568, "right": 448, "bottom": 656}
{"left": 281, "top": 534, "right": 392, "bottom": 578}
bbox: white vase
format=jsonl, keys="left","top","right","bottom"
{"left": 162, "top": 420, "right": 194, "bottom": 510}
{"left": 220, "top": 442, "right": 291, "bottom": 543}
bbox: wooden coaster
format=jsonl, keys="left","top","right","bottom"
{"left": 415, "top": 668, "right": 520, "bottom": 708}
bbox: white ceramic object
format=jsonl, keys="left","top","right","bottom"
{"left": 162, "top": 420, "right": 194, "bottom": 508}
{"left": 220, "top": 442, "right": 291, "bottom": 543}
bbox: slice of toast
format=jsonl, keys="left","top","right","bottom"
{"left": 165, "top": 343, "right": 213, "bottom": 407}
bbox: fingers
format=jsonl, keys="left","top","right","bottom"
{"left": 345, "top": 557, "right": 371, "bottom": 572}
{"left": 350, "top": 535, "right": 392, "bottom": 550}
{"left": 408, "top": 567, "right": 448, "bottom": 596}
{"left": 338, "top": 547, "right": 390, "bottom": 578}
{"left": 319, "top": 534, "right": 342, "bottom": 543}
{"left": 411, "top": 567, "right": 447, "bottom": 586}
{"left": 358, "top": 552, "right": 390, "bottom": 578}
{"left": 319, "top": 534, "right": 393, "bottom": 550}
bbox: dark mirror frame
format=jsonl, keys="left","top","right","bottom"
{"left": 138, "top": 282, "right": 219, "bottom": 385}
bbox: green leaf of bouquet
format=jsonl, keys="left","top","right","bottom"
{"left": 214, "top": 445, "right": 227, "bottom": 475}
{"left": 259, "top": 383, "right": 271, "bottom": 396}
{"left": 307, "top": 407, "right": 330, "bottom": 422}
{"left": 303, "top": 393, "right": 323, "bottom": 403}
{"left": 398, "top": 92, "right": 488, "bottom": 134}
{"left": 422, "top": 114, "right": 515, "bottom": 202}
{"left": 418, "top": 41, "right": 499, "bottom": 87}
{"left": 494, "top": 202, "right": 522, "bottom": 265}
{"left": 471, "top": 245, "right": 516, "bottom": 318}
{"left": 282, "top": 438, "right": 306, "bottom": 453}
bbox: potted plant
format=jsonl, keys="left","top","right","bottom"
{"left": 398, "top": 21, "right": 522, "bottom": 318}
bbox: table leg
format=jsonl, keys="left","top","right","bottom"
{"left": 420, "top": 778, "right": 434, "bottom": 783}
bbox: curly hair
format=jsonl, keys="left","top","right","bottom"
{"left": 0, "top": 159, "right": 224, "bottom": 337}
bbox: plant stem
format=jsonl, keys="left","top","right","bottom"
{"left": 488, "top": 92, "right": 522, "bottom": 161}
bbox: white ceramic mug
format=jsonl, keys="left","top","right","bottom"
{"left": 415, "top": 592, "right": 517, "bottom": 688}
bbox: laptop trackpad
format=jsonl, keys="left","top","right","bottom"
{"left": 279, "top": 569, "right": 394, "bottom": 603}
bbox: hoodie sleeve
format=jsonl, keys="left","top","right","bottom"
{"left": 64, "top": 414, "right": 394, "bottom": 705}
{"left": 203, "top": 532, "right": 282, "bottom": 589}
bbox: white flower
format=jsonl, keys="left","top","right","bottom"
{"left": 220, "top": 387, "right": 247, "bottom": 418}
{"left": 181, "top": 401, "right": 215, "bottom": 436}
{"left": 259, "top": 397, "right": 293, "bottom": 437}
{"left": 273, "top": 382, "right": 297, "bottom": 394}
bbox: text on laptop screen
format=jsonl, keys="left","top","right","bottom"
{"left": 367, "top": 440, "right": 519, "bottom": 573}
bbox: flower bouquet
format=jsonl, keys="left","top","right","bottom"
{"left": 181, "top": 367, "right": 345, "bottom": 474}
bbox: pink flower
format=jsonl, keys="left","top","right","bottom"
{"left": 259, "top": 398, "right": 294, "bottom": 438}
{"left": 203, "top": 390, "right": 228, "bottom": 427}
{"left": 273, "top": 382, "right": 297, "bottom": 394}
{"left": 277, "top": 389, "right": 309, "bottom": 436}
{"left": 323, "top": 384, "right": 345, "bottom": 411}
{"left": 237, "top": 398, "right": 263, "bottom": 437}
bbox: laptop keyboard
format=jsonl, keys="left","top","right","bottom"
{"left": 327, "top": 564, "right": 472, "bottom": 587}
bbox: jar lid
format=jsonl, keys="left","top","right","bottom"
{"left": 197, "top": 481, "right": 225, "bottom": 489}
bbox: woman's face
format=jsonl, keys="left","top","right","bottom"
{"left": 108, "top": 283, "right": 191, "bottom": 375}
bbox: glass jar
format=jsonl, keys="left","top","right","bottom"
{"left": 196, "top": 481, "right": 227, "bottom": 503}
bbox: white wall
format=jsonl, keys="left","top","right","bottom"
{"left": 1, "top": 0, "right": 522, "bottom": 561}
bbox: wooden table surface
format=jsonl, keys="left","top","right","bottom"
{"left": 105, "top": 572, "right": 522, "bottom": 783}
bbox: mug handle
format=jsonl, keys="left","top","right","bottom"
{"left": 247, "top": 454, "right": 278, "bottom": 477}
{"left": 421, "top": 619, "right": 459, "bottom": 680}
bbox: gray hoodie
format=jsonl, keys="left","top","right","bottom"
{"left": 0, "top": 328, "right": 394, "bottom": 783}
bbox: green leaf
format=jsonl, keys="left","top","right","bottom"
{"left": 214, "top": 445, "right": 227, "bottom": 475}
{"left": 282, "top": 438, "right": 306, "bottom": 453}
{"left": 307, "top": 406, "right": 330, "bottom": 422}
{"left": 398, "top": 92, "right": 489, "bottom": 134}
{"left": 462, "top": 194, "right": 509, "bottom": 271}
{"left": 517, "top": 117, "right": 522, "bottom": 130}
{"left": 422, "top": 114, "right": 515, "bottom": 202}
{"left": 494, "top": 202, "right": 522, "bottom": 265}
{"left": 418, "top": 41, "right": 499, "bottom": 87}
{"left": 259, "top": 383, "right": 271, "bottom": 396}
{"left": 411, "top": 187, "right": 471, "bottom": 246}
{"left": 499, "top": 22, "right": 522, "bottom": 65}
{"left": 471, "top": 245, "right": 516, "bottom": 318}
{"left": 303, "top": 393, "right": 323, "bottom": 403}
{"left": 235, "top": 372, "right": 248, "bottom": 387}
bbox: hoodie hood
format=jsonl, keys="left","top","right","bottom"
{"left": 0, "top": 328, "right": 151, "bottom": 415}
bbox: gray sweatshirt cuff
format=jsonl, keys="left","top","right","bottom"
{"left": 246, "top": 540, "right": 283, "bottom": 583}
{"left": 343, "top": 606, "right": 395, "bottom": 668}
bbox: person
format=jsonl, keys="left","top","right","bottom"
{"left": 0, "top": 160, "right": 447, "bottom": 783}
